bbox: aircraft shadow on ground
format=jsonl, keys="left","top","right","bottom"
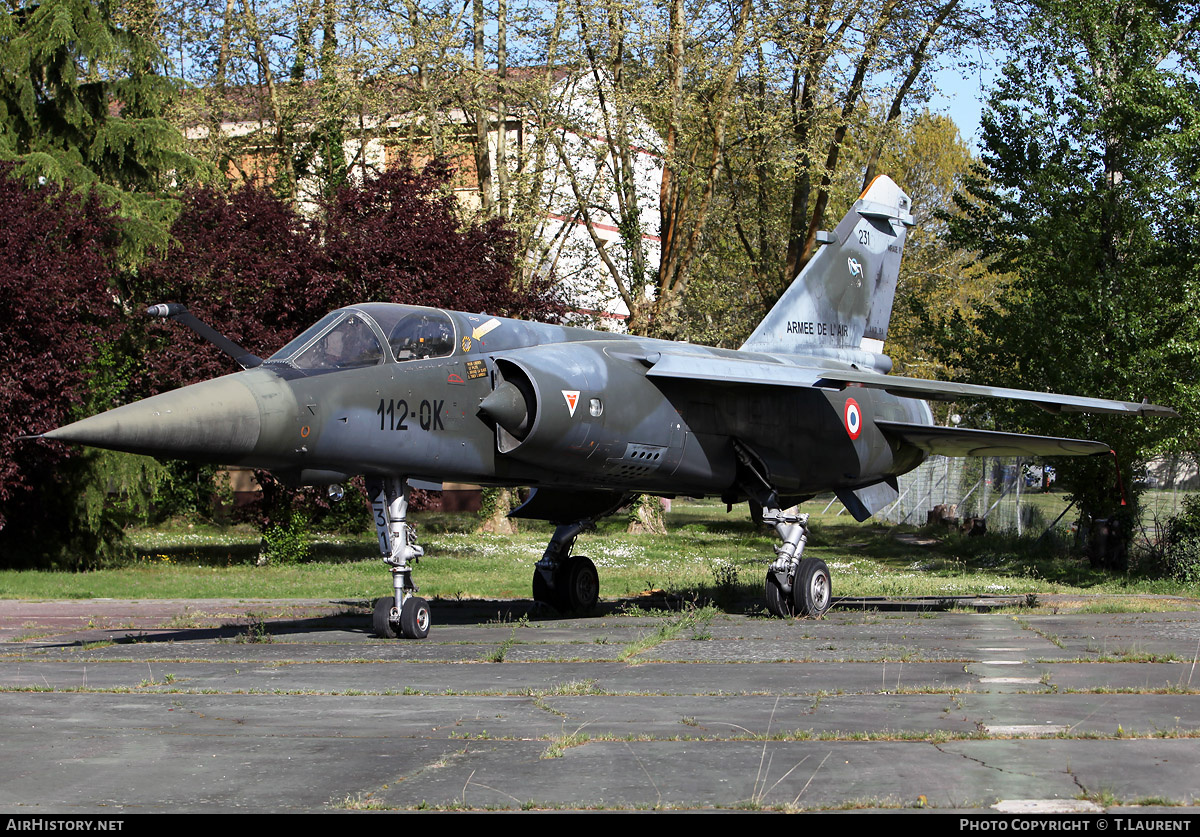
{"left": 87, "top": 593, "right": 755, "bottom": 646}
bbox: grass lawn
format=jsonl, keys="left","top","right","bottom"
{"left": 0, "top": 497, "right": 1195, "bottom": 609}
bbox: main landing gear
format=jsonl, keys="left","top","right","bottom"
{"left": 761, "top": 508, "right": 832, "bottom": 619}
{"left": 532, "top": 521, "right": 600, "bottom": 613}
{"left": 369, "top": 476, "right": 431, "bottom": 639}
{"left": 731, "top": 441, "right": 832, "bottom": 619}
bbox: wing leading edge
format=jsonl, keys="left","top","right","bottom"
{"left": 814, "top": 369, "right": 1174, "bottom": 417}
{"left": 643, "top": 352, "right": 1174, "bottom": 417}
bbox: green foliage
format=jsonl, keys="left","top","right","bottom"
{"left": 152, "top": 462, "right": 220, "bottom": 522}
{"left": 309, "top": 481, "right": 368, "bottom": 534}
{"left": 627, "top": 494, "right": 667, "bottom": 534}
{"left": 477, "top": 486, "right": 512, "bottom": 522}
{"left": 478, "top": 487, "right": 506, "bottom": 522}
{"left": 938, "top": 0, "right": 1200, "bottom": 532}
{"left": 89, "top": 450, "right": 168, "bottom": 526}
{"left": 0, "top": 167, "right": 139, "bottom": 568}
{"left": 1162, "top": 495, "right": 1200, "bottom": 584}
{"left": 259, "top": 509, "right": 313, "bottom": 566}
{"left": 0, "top": 0, "right": 206, "bottom": 258}
{"left": 5, "top": 500, "right": 1200, "bottom": 601}
{"left": 0, "top": 448, "right": 161, "bottom": 569}
{"left": 709, "top": 558, "right": 739, "bottom": 590}
{"left": 0, "top": 1, "right": 209, "bottom": 567}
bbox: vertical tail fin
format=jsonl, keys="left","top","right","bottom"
{"left": 740, "top": 176, "right": 914, "bottom": 365}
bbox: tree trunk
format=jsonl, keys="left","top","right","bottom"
{"left": 478, "top": 487, "right": 518, "bottom": 534}
{"left": 472, "top": 0, "right": 494, "bottom": 213}
{"left": 627, "top": 494, "right": 667, "bottom": 534}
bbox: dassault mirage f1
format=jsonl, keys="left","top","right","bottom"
{"left": 43, "top": 176, "right": 1172, "bottom": 638}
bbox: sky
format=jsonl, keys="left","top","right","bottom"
{"left": 927, "top": 52, "right": 1003, "bottom": 151}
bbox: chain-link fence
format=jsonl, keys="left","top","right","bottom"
{"left": 1138, "top": 454, "right": 1200, "bottom": 539}
{"left": 865, "top": 454, "right": 1200, "bottom": 540}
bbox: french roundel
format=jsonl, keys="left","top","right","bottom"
{"left": 843, "top": 398, "right": 862, "bottom": 440}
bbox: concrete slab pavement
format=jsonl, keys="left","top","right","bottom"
{"left": 1, "top": 597, "right": 1198, "bottom": 813}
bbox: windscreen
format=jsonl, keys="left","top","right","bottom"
{"left": 267, "top": 312, "right": 342, "bottom": 362}
{"left": 266, "top": 311, "right": 384, "bottom": 371}
{"left": 292, "top": 315, "right": 384, "bottom": 370}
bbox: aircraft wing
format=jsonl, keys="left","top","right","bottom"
{"left": 875, "top": 421, "right": 1111, "bottom": 458}
{"left": 815, "top": 369, "right": 1174, "bottom": 417}
{"left": 642, "top": 352, "right": 1173, "bottom": 417}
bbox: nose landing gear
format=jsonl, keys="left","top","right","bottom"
{"left": 369, "top": 476, "right": 431, "bottom": 639}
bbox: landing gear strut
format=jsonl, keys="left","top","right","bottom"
{"left": 761, "top": 508, "right": 831, "bottom": 618}
{"left": 369, "top": 476, "right": 431, "bottom": 638}
{"left": 533, "top": 521, "right": 600, "bottom": 613}
{"left": 730, "top": 441, "right": 832, "bottom": 619}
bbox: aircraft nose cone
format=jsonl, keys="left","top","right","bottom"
{"left": 43, "top": 376, "right": 263, "bottom": 462}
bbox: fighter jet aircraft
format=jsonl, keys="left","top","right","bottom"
{"left": 41, "top": 176, "right": 1172, "bottom": 638}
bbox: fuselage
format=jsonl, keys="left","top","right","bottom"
{"left": 45, "top": 302, "right": 935, "bottom": 503}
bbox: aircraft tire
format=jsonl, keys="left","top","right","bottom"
{"left": 764, "top": 571, "right": 795, "bottom": 618}
{"left": 400, "top": 596, "right": 431, "bottom": 639}
{"left": 561, "top": 555, "right": 599, "bottom": 612}
{"left": 373, "top": 596, "right": 399, "bottom": 639}
{"left": 532, "top": 567, "right": 562, "bottom": 611}
{"left": 792, "top": 558, "right": 832, "bottom": 618}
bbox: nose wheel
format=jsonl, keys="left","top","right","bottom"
{"left": 373, "top": 595, "right": 431, "bottom": 639}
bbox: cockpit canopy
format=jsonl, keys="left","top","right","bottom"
{"left": 387, "top": 311, "right": 454, "bottom": 360}
{"left": 267, "top": 305, "right": 456, "bottom": 371}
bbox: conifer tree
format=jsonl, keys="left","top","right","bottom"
{"left": 0, "top": 0, "right": 204, "bottom": 253}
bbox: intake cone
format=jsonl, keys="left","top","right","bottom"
{"left": 478, "top": 381, "right": 532, "bottom": 439}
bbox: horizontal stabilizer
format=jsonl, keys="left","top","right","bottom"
{"left": 818, "top": 370, "right": 1174, "bottom": 417}
{"left": 876, "top": 421, "right": 1110, "bottom": 458}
